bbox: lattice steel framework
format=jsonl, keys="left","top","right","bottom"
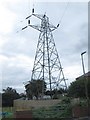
{"left": 22, "top": 12, "right": 67, "bottom": 97}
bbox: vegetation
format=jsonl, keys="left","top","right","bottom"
{"left": 25, "top": 80, "right": 46, "bottom": 99}
{"left": 32, "top": 97, "right": 72, "bottom": 119}
{"left": 2, "top": 87, "right": 20, "bottom": 107}
{"left": 25, "top": 79, "right": 67, "bottom": 100}
{"left": 2, "top": 107, "right": 13, "bottom": 118}
{"left": 2, "top": 97, "right": 89, "bottom": 119}
{"left": 2, "top": 97, "right": 71, "bottom": 119}
{"left": 68, "top": 77, "right": 90, "bottom": 98}
{"left": 1, "top": 75, "right": 90, "bottom": 119}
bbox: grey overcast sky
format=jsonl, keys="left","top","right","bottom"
{"left": 0, "top": 0, "right": 88, "bottom": 93}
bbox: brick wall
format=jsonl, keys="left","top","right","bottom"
{"left": 14, "top": 99, "right": 61, "bottom": 111}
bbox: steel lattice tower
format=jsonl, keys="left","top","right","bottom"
{"left": 22, "top": 10, "right": 67, "bottom": 98}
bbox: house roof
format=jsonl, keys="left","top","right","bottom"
{"left": 76, "top": 71, "right": 90, "bottom": 80}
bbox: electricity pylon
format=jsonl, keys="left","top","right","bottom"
{"left": 22, "top": 9, "right": 67, "bottom": 98}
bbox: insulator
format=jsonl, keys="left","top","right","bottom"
{"left": 28, "top": 20, "right": 30, "bottom": 24}
{"left": 43, "top": 14, "right": 45, "bottom": 18}
{"left": 57, "top": 24, "right": 59, "bottom": 27}
{"left": 32, "top": 8, "right": 34, "bottom": 13}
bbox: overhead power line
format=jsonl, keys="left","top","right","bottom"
{"left": 58, "top": 2, "right": 70, "bottom": 25}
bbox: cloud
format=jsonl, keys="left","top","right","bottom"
{"left": 0, "top": 1, "right": 17, "bottom": 34}
{"left": 1, "top": 54, "right": 33, "bottom": 72}
{"left": 64, "top": 64, "right": 82, "bottom": 85}
{"left": 1, "top": 54, "right": 33, "bottom": 92}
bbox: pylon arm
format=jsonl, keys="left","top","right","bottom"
{"left": 33, "top": 14, "right": 45, "bottom": 20}
{"left": 26, "top": 15, "right": 32, "bottom": 19}
{"left": 22, "top": 26, "right": 28, "bottom": 30}
{"left": 49, "top": 24, "right": 57, "bottom": 29}
{"left": 26, "top": 14, "right": 46, "bottom": 21}
{"left": 49, "top": 24, "right": 58, "bottom": 32}
{"left": 29, "top": 25, "right": 41, "bottom": 31}
{"left": 50, "top": 28, "right": 57, "bottom": 32}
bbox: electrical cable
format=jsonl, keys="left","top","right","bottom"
{"left": 57, "top": 2, "right": 70, "bottom": 27}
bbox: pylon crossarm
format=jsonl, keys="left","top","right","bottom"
{"left": 26, "top": 14, "right": 44, "bottom": 20}
{"left": 49, "top": 23, "right": 57, "bottom": 28}
{"left": 49, "top": 24, "right": 57, "bottom": 32}
{"left": 49, "top": 28, "right": 57, "bottom": 32}
{"left": 25, "top": 14, "right": 58, "bottom": 32}
{"left": 22, "top": 26, "right": 28, "bottom": 30}
{"left": 26, "top": 14, "right": 32, "bottom": 19}
{"left": 32, "top": 14, "right": 45, "bottom": 20}
{"left": 29, "top": 25, "right": 41, "bottom": 31}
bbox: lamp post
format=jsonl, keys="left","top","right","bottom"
{"left": 81, "top": 51, "right": 89, "bottom": 116}
{"left": 81, "top": 51, "right": 86, "bottom": 75}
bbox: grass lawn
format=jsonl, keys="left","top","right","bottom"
{"left": 2, "top": 107, "right": 14, "bottom": 118}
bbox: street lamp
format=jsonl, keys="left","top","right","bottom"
{"left": 81, "top": 51, "right": 86, "bottom": 75}
{"left": 81, "top": 51, "right": 89, "bottom": 116}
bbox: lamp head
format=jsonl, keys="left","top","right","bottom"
{"left": 81, "top": 51, "right": 86, "bottom": 56}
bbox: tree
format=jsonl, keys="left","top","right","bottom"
{"left": 25, "top": 80, "right": 46, "bottom": 99}
{"left": 2, "top": 87, "right": 20, "bottom": 107}
{"left": 68, "top": 77, "right": 90, "bottom": 98}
